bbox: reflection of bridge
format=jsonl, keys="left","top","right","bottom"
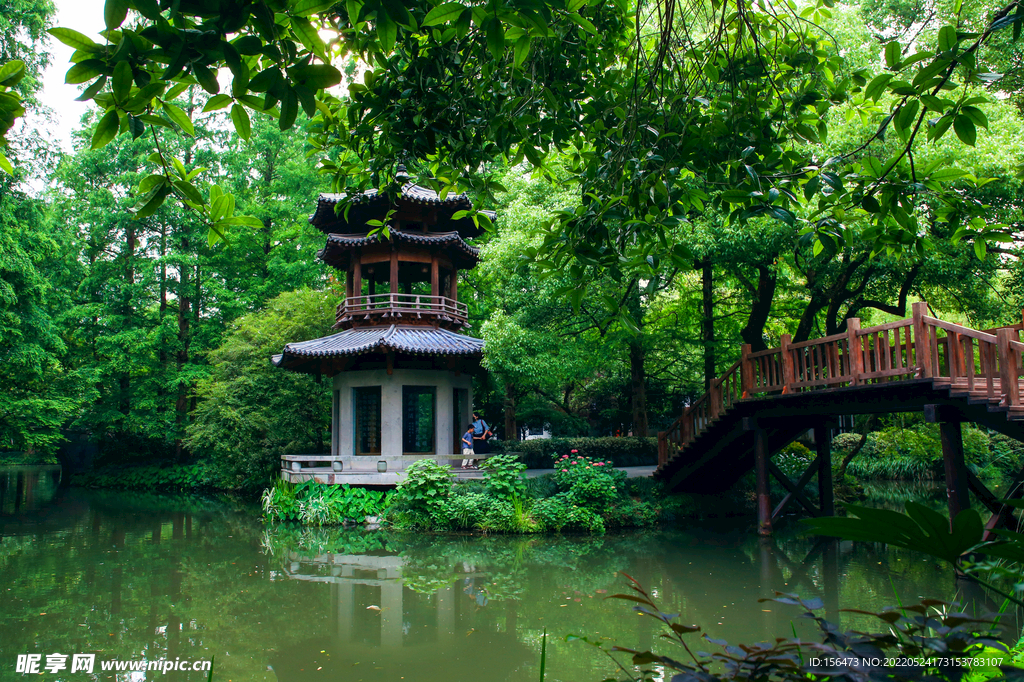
{"left": 656, "top": 302, "right": 1024, "bottom": 535}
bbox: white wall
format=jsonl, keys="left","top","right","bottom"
{"left": 333, "top": 368, "right": 474, "bottom": 459}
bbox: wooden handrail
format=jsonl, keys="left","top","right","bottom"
{"left": 334, "top": 293, "right": 469, "bottom": 328}
{"left": 659, "top": 301, "right": 1024, "bottom": 464}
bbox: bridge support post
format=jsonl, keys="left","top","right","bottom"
{"left": 748, "top": 419, "right": 773, "bottom": 536}
{"left": 925, "top": 405, "right": 970, "bottom": 523}
{"left": 814, "top": 424, "right": 834, "bottom": 517}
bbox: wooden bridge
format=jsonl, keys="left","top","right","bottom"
{"left": 655, "top": 301, "right": 1024, "bottom": 536}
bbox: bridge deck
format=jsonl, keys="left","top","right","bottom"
{"left": 655, "top": 301, "right": 1024, "bottom": 535}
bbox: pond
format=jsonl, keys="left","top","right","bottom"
{"left": 0, "top": 468, "right": 963, "bottom": 681}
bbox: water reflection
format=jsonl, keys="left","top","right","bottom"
{"left": 0, "top": 472, "right": 964, "bottom": 682}
{"left": 0, "top": 465, "right": 62, "bottom": 516}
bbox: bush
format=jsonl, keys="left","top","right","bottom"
{"left": 73, "top": 461, "right": 229, "bottom": 491}
{"left": 430, "top": 492, "right": 490, "bottom": 530}
{"left": 552, "top": 452, "right": 626, "bottom": 510}
{"left": 481, "top": 453, "right": 527, "bottom": 499}
{"left": 185, "top": 289, "right": 335, "bottom": 491}
{"left": 391, "top": 459, "right": 454, "bottom": 514}
{"left": 261, "top": 481, "right": 389, "bottom": 525}
{"left": 532, "top": 493, "right": 605, "bottom": 533}
{"left": 477, "top": 496, "right": 539, "bottom": 533}
{"left": 492, "top": 436, "right": 657, "bottom": 468}
{"left": 603, "top": 498, "right": 661, "bottom": 528}
{"left": 842, "top": 424, "right": 992, "bottom": 481}
{"left": 774, "top": 441, "right": 813, "bottom": 479}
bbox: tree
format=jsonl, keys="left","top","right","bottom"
{"left": 27, "top": 0, "right": 1019, "bottom": 269}
{"left": 184, "top": 288, "right": 336, "bottom": 489}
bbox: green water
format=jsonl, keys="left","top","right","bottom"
{"left": 0, "top": 468, "right": 961, "bottom": 682}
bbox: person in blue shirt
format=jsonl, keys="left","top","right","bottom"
{"left": 461, "top": 424, "right": 476, "bottom": 469}
{"left": 471, "top": 413, "right": 492, "bottom": 459}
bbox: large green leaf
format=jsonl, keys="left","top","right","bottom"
{"left": 91, "top": 108, "right": 120, "bottom": 149}
{"left": 803, "top": 502, "right": 982, "bottom": 564}
{"left": 422, "top": 2, "right": 466, "bottom": 26}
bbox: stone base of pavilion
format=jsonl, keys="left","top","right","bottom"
{"left": 279, "top": 454, "right": 656, "bottom": 486}
{"left": 280, "top": 453, "right": 488, "bottom": 485}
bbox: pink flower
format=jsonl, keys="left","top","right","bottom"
{"left": 561, "top": 469, "right": 568, "bottom": 472}
{"left": 571, "top": 449, "right": 578, "bottom": 453}
{"left": 595, "top": 463, "right": 603, "bottom": 466}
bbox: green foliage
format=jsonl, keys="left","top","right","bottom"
{"left": 843, "top": 424, "right": 993, "bottom": 480}
{"left": 805, "top": 501, "right": 1024, "bottom": 604}
{"left": 481, "top": 453, "right": 527, "bottom": 499}
{"left": 494, "top": 437, "right": 657, "bottom": 468}
{"left": 185, "top": 289, "right": 335, "bottom": 490}
{"left": 591, "top": 576, "right": 1013, "bottom": 682}
{"left": 774, "top": 441, "right": 814, "bottom": 479}
{"left": 552, "top": 453, "right": 625, "bottom": 510}
{"left": 429, "top": 492, "right": 491, "bottom": 531}
{"left": 72, "top": 462, "right": 228, "bottom": 491}
{"left": 391, "top": 459, "right": 454, "bottom": 515}
{"left": 531, "top": 493, "right": 605, "bottom": 533}
{"left": 261, "top": 480, "right": 389, "bottom": 525}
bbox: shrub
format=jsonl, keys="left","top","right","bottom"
{"left": 392, "top": 459, "right": 454, "bottom": 515}
{"left": 481, "top": 453, "right": 527, "bottom": 499}
{"left": 262, "top": 481, "right": 389, "bottom": 524}
{"left": 430, "top": 492, "right": 490, "bottom": 530}
{"left": 73, "top": 461, "right": 229, "bottom": 491}
{"left": 524, "top": 473, "right": 560, "bottom": 499}
{"left": 532, "top": 493, "right": 605, "bottom": 533}
{"left": 552, "top": 452, "right": 626, "bottom": 510}
{"left": 492, "top": 436, "right": 657, "bottom": 467}
{"left": 185, "top": 289, "right": 335, "bottom": 490}
{"left": 477, "top": 496, "right": 539, "bottom": 533}
{"left": 603, "top": 498, "right": 660, "bottom": 528}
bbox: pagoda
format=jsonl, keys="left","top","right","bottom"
{"left": 273, "top": 168, "right": 493, "bottom": 481}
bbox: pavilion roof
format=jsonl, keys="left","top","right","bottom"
{"left": 309, "top": 183, "right": 496, "bottom": 237}
{"left": 317, "top": 230, "right": 480, "bottom": 270}
{"left": 272, "top": 325, "right": 484, "bottom": 369}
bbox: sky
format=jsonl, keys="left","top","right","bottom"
{"left": 38, "top": 0, "right": 107, "bottom": 151}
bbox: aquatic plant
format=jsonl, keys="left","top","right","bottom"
{"left": 578, "top": 574, "right": 1014, "bottom": 682}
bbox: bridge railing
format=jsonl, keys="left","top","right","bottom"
{"left": 657, "top": 300, "right": 1024, "bottom": 465}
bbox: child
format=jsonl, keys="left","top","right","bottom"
{"left": 461, "top": 424, "right": 476, "bottom": 469}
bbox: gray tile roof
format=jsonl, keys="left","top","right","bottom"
{"left": 273, "top": 325, "right": 484, "bottom": 365}
{"left": 319, "top": 230, "right": 480, "bottom": 262}
{"left": 311, "top": 184, "right": 497, "bottom": 225}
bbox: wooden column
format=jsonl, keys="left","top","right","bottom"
{"left": 740, "top": 344, "right": 753, "bottom": 398}
{"left": 430, "top": 255, "right": 439, "bottom": 297}
{"left": 451, "top": 268, "right": 458, "bottom": 302}
{"left": 997, "top": 327, "right": 1021, "bottom": 408}
{"left": 780, "top": 334, "right": 795, "bottom": 393}
{"left": 926, "top": 404, "right": 970, "bottom": 523}
{"left": 352, "top": 252, "right": 362, "bottom": 306}
{"left": 748, "top": 419, "right": 772, "bottom": 536}
{"left": 940, "top": 420, "right": 970, "bottom": 522}
{"left": 912, "top": 301, "right": 932, "bottom": 377}
{"left": 846, "top": 318, "right": 863, "bottom": 385}
{"left": 814, "top": 424, "right": 834, "bottom": 517}
{"left": 390, "top": 250, "right": 398, "bottom": 294}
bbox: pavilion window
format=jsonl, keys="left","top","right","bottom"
{"left": 353, "top": 386, "right": 382, "bottom": 455}
{"left": 402, "top": 386, "right": 436, "bottom": 453}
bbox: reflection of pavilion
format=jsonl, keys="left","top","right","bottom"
{"left": 274, "top": 553, "right": 532, "bottom": 682}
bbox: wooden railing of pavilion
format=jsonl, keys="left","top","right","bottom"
{"left": 335, "top": 293, "right": 469, "bottom": 329}
{"left": 657, "top": 301, "right": 1024, "bottom": 467}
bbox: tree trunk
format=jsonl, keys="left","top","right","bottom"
{"left": 837, "top": 415, "right": 877, "bottom": 479}
{"left": 174, "top": 239, "right": 191, "bottom": 459}
{"left": 629, "top": 339, "right": 648, "bottom": 437}
{"left": 701, "top": 258, "right": 715, "bottom": 391}
{"left": 158, "top": 222, "right": 168, "bottom": 414}
{"left": 504, "top": 380, "right": 518, "bottom": 442}
{"left": 739, "top": 264, "right": 777, "bottom": 351}
{"left": 119, "top": 222, "right": 135, "bottom": 420}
